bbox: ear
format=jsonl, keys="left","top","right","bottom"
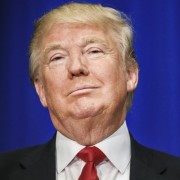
{"left": 34, "top": 78, "right": 48, "bottom": 108}
{"left": 126, "top": 67, "right": 139, "bottom": 92}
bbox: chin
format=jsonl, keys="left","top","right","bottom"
{"left": 69, "top": 99, "right": 103, "bottom": 119}
{"left": 70, "top": 108, "right": 98, "bottom": 119}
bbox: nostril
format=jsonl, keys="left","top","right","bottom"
{"left": 67, "top": 64, "right": 89, "bottom": 79}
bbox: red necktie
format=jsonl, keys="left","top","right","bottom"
{"left": 77, "top": 146, "right": 106, "bottom": 180}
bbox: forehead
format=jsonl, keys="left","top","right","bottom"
{"left": 41, "top": 23, "right": 115, "bottom": 49}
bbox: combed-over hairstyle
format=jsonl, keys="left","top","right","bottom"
{"left": 29, "top": 2, "right": 138, "bottom": 110}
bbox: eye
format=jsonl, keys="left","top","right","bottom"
{"left": 89, "top": 48, "right": 103, "bottom": 54}
{"left": 51, "top": 56, "right": 64, "bottom": 61}
{"left": 86, "top": 48, "right": 104, "bottom": 59}
{"left": 49, "top": 53, "right": 66, "bottom": 65}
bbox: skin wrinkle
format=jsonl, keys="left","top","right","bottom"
{"left": 51, "top": 100, "right": 126, "bottom": 145}
{"left": 34, "top": 23, "right": 138, "bottom": 146}
{"left": 48, "top": 83, "right": 127, "bottom": 145}
{"left": 43, "top": 38, "right": 114, "bottom": 66}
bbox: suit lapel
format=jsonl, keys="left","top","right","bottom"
{"left": 130, "top": 136, "right": 168, "bottom": 180}
{"left": 8, "top": 132, "right": 171, "bottom": 180}
{"left": 9, "top": 135, "right": 56, "bottom": 180}
{"left": 130, "top": 154, "right": 166, "bottom": 180}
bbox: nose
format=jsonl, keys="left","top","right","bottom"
{"left": 66, "top": 52, "right": 89, "bottom": 79}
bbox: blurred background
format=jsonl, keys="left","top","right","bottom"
{"left": 0, "top": 0, "right": 180, "bottom": 156}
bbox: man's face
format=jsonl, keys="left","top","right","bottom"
{"left": 35, "top": 23, "right": 138, "bottom": 145}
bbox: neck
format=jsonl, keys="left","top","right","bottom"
{"left": 52, "top": 106, "right": 127, "bottom": 146}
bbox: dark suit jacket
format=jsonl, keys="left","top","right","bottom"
{"left": 0, "top": 134, "right": 180, "bottom": 180}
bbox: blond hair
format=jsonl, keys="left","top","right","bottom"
{"left": 29, "top": 2, "right": 138, "bottom": 110}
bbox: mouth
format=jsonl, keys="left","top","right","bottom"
{"left": 69, "top": 86, "right": 99, "bottom": 96}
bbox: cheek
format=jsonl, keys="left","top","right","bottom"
{"left": 43, "top": 69, "right": 67, "bottom": 96}
{"left": 98, "top": 63, "right": 125, "bottom": 84}
{"left": 92, "top": 64, "right": 126, "bottom": 98}
{"left": 104, "top": 66, "right": 128, "bottom": 95}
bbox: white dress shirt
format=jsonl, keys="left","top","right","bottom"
{"left": 56, "top": 122, "right": 131, "bottom": 180}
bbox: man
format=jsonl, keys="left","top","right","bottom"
{"left": 0, "top": 2, "right": 180, "bottom": 180}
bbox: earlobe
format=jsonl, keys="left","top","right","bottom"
{"left": 127, "top": 68, "right": 139, "bottom": 92}
{"left": 34, "top": 79, "right": 48, "bottom": 108}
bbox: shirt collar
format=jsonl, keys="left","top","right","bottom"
{"left": 56, "top": 132, "right": 85, "bottom": 174}
{"left": 56, "top": 121, "right": 131, "bottom": 174}
{"left": 95, "top": 121, "right": 131, "bottom": 173}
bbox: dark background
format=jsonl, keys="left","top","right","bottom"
{"left": 0, "top": 0, "right": 180, "bottom": 157}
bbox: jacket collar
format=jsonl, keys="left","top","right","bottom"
{"left": 9, "top": 133, "right": 169, "bottom": 180}
{"left": 9, "top": 134, "right": 56, "bottom": 180}
{"left": 130, "top": 135, "right": 168, "bottom": 180}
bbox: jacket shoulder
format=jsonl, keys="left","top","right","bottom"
{"left": 0, "top": 144, "right": 45, "bottom": 176}
{"left": 0, "top": 135, "right": 56, "bottom": 178}
{"left": 134, "top": 139, "right": 180, "bottom": 164}
{"left": 131, "top": 136, "right": 180, "bottom": 179}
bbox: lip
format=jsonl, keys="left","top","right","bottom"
{"left": 68, "top": 86, "right": 98, "bottom": 96}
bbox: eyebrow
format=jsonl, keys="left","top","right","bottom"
{"left": 81, "top": 37, "right": 109, "bottom": 48}
{"left": 43, "top": 44, "right": 65, "bottom": 56}
{"left": 43, "top": 37, "right": 110, "bottom": 56}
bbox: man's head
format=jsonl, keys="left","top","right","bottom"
{"left": 29, "top": 2, "right": 138, "bottom": 145}
{"left": 30, "top": 2, "right": 138, "bottom": 110}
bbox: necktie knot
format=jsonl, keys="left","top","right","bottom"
{"left": 77, "top": 146, "right": 106, "bottom": 165}
{"left": 77, "top": 146, "right": 106, "bottom": 180}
